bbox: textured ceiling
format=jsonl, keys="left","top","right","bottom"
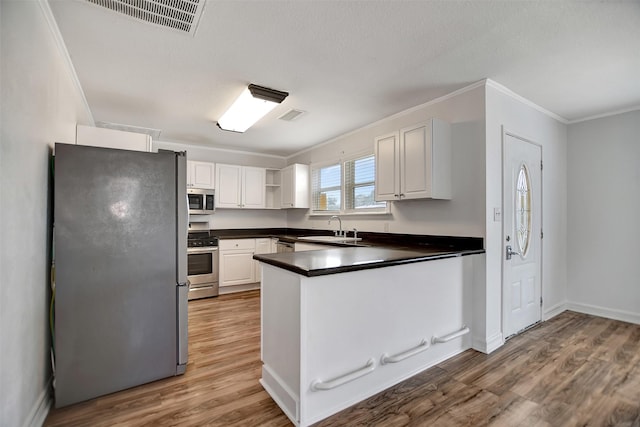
{"left": 49, "top": 0, "right": 640, "bottom": 157}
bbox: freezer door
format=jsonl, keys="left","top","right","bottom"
{"left": 175, "top": 152, "right": 189, "bottom": 370}
{"left": 54, "top": 144, "right": 180, "bottom": 407}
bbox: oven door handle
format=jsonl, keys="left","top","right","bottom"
{"left": 187, "top": 247, "right": 219, "bottom": 254}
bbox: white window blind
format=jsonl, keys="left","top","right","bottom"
{"left": 344, "top": 155, "right": 386, "bottom": 212}
{"left": 311, "top": 163, "right": 341, "bottom": 211}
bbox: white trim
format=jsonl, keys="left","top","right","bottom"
{"left": 567, "top": 106, "right": 640, "bottom": 124}
{"left": 286, "top": 79, "right": 486, "bottom": 160}
{"left": 472, "top": 332, "right": 504, "bottom": 354}
{"left": 23, "top": 377, "right": 51, "bottom": 427}
{"left": 158, "top": 139, "right": 287, "bottom": 160}
{"left": 566, "top": 302, "right": 640, "bottom": 326}
{"left": 38, "top": 0, "right": 94, "bottom": 126}
{"left": 486, "top": 79, "right": 568, "bottom": 124}
{"left": 543, "top": 301, "right": 566, "bottom": 321}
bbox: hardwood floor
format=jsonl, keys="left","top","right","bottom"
{"left": 45, "top": 291, "right": 640, "bottom": 427}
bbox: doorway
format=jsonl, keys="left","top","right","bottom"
{"left": 502, "top": 131, "right": 542, "bottom": 338}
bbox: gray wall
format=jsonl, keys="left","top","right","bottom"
{"left": 0, "top": 1, "right": 93, "bottom": 425}
{"left": 567, "top": 110, "right": 640, "bottom": 323}
{"left": 484, "top": 82, "right": 568, "bottom": 351}
{"left": 287, "top": 85, "right": 487, "bottom": 237}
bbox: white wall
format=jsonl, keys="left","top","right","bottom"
{"left": 287, "top": 85, "right": 487, "bottom": 237}
{"left": 484, "top": 82, "right": 568, "bottom": 351}
{"left": 567, "top": 110, "right": 640, "bottom": 324}
{"left": 0, "top": 1, "right": 93, "bottom": 426}
{"left": 155, "top": 140, "right": 289, "bottom": 230}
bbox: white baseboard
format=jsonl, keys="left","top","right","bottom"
{"left": 23, "top": 377, "right": 51, "bottom": 427}
{"left": 472, "top": 332, "right": 504, "bottom": 354}
{"left": 566, "top": 302, "right": 640, "bottom": 325}
{"left": 543, "top": 301, "right": 567, "bottom": 321}
{"left": 218, "top": 282, "right": 260, "bottom": 295}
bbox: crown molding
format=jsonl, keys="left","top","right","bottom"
{"left": 38, "top": 0, "right": 94, "bottom": 125}
{"left": 485, "top": 79, "right": 568, "bottom": 124}
{"left": 568, "top": 106, "right": 640, "bottom": 124}
{"left": 158, "top": 139, "right": 287, "bottom": 160}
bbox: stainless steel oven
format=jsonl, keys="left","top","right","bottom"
{"left": 187, "top": 233, "right": 219, "bottom": 300}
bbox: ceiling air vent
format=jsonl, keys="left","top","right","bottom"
{"left": 278, "top": 109, "right": 306, "bottom": 122}
{"left": 85, "top": 0, "right": 207, "bottom": 36}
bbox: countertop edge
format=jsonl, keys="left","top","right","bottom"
{"left": 254, "top": 248, "right": 485, "bottom": 277}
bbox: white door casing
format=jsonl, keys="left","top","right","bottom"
{"left": 502, "top": 132, "right": 542, "bottom": 338}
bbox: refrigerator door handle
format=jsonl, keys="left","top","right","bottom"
{"left": 176, "top": 152, "right": 188, "bottom": 284}
{"left": 176, "top": 283, "right": 188, "bottom": 373}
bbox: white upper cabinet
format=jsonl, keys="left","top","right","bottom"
{"left": 375, "top": 118, "right": 451, "bottom": 201}
{"left": 281, "top": 164, "right": 310, "bottom": 209}
{"left": 187, "top": 160, "right": 215, "bottom": 189}
{"left": 76, "top": 125, "right": 152, "bottom": 152}
{"left": 216, "top": 164, "right": 266, "bottom": 209}
{"left": 242, "top": 166, "right": 267, "bottom": 208}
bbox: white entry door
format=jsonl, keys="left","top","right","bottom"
{"left": 503, "top": 133, "right": 542, "bottom": 338}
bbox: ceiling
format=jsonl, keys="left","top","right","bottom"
{"left": 49, "top": 1, "right": 640, "bottom": 157}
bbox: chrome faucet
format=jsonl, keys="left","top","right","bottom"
{"left": 329, "top": 215, "right": 344, "bottom": 237}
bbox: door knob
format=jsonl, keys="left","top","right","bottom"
{"left": 506, "top": 245, "right": 520, "bottom": 260}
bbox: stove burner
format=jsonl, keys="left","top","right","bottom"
{"left": 187, "top": 232, "right": 218, "bottom": 248}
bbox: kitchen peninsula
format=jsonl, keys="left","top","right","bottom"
{"left": 254, "top": 239, "right": 484, "bottom": 427}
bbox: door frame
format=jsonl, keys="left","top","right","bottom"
{"left": 501, "top": 127, "right": 544, "bottom": 339}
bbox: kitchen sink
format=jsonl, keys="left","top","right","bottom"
{"left": 298, "top": 235, "right": 362, "bottom": 243}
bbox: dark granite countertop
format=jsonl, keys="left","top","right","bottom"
{"left": 253, "top": 246, "right": 484, "bottom": 277}
{"left": 208, "top": 228, "right": 484, "bottom": 277}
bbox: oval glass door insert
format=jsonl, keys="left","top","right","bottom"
{"left": 516, "top": 164, "right": 532, "bottom": 257}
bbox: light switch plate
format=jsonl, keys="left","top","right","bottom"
{"left": 493, "top": 207, "right": 502, "bottom": 222}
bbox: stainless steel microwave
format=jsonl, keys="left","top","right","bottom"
{"left": 187, "top": 188, "right": 215, "bottom": 214}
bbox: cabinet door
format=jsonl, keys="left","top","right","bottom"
{"left": 400, "top": 123, "right": 431, "bottom": 200}
{"left": 374, "top": 132, "right": 400, "bottom": 201}
{"left": 281, "top": 164, "right": 309, "bottom": 208}
{"left": 76, "top": 125, "right": 152, "bottom": 152}
{"left": 242, "top": 167, "right": 266, "bottom": 209}
{"left": 190, "top": 161, "right": 215, "bottom": 189}
{"left": 280, "top": 166, "right": 294, "bottom": 208}
{"left": 254, "top": 238, "right": 273, "bottom": 281}
{"left": 219, "top": 250, "right": 255, "bottom": 286}
{"left": 216, "top": 164, "right": 242, "bottom": 208}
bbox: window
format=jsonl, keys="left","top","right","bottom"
{"left": 311, "top": 154, "right": 387, "bottom": 214}
{"left": 515, "top": 164, "right": 532, "bottom": 257}
{"left": 311, "top": 163, "right": 341, "bottom": 211}
{"left": 344, "top": 155, "right": 386, "bottom": 212}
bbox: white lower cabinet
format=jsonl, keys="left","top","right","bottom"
{"left": 220, "top": 238, "right": 277, "bottom": 287}
{"left": 254, "top": 238, "right": 275, "bottom": 282}
{"left": 219, "top": 239, "right": 256, "bottom": 287}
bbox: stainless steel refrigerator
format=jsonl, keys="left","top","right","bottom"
{"left": 53, "top": 143, "right": 188, "bottom": 408}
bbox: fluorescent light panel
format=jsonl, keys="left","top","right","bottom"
{"left": 217, "top": 84, "right": 288, "bottom": 133}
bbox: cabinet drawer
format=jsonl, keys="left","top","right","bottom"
{"left": 219, "top": 238, "right": 256, "bottom": 250}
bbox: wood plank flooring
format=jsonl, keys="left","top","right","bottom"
{"left": 45, "top": 291, "right": 640, "bottom": 426}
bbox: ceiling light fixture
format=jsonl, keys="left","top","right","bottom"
{"left": 217, "top": 84, "right": 288, "bottom": 133}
